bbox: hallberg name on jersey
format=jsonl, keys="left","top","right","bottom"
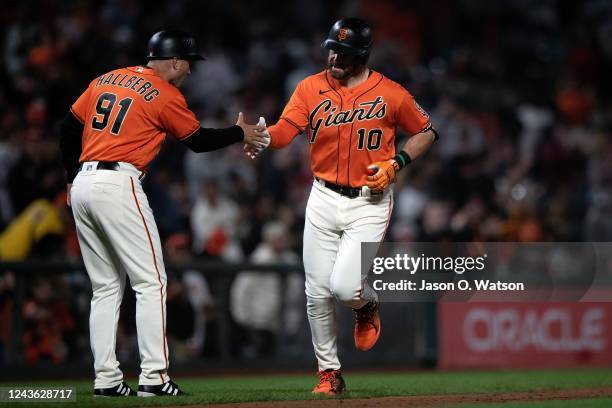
{"left": 95, "top": 73, "right": 160, "bottom": 102}
{"left": 309, "top": 96, "right": 387, "bottom": 142}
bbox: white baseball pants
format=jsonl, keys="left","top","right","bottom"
{"left": 303, "top": 180, "right": 393, "bottom": 370}
{"left": 70, "top": 162, "right": 170, "bottom": 388}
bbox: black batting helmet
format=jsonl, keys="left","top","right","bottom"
{"left": 147, "top": 30, "right": 205, "bottom": 61}
{"left": 321, "top": 18, "right": 373, "bottom": 59}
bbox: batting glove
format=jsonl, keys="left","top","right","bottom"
{"left": 366, "top": 151, "right": 412, "bottom": 191}
{"left": 366, "top": 160, "right": 399, "bottom": 191}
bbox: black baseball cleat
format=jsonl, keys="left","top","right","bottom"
{"left": 138, "top": 380, "right": 185, "bottom": 397}
{"left": 93, "top": 381, "right": 136, "bottom": 397}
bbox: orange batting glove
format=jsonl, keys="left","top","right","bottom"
{"left": 366, "top": 160, "right": 400, "bottom": 192}
{"left": 366, "top": 151, "right": 412, "bottom": 192}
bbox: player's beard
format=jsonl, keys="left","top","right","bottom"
{"left": 328, "top": 60, "right": 355, "bottom": 80}
{"left": 327, "top": 56, "right": 366, "bottom": 82}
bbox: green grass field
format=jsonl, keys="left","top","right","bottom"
{"left": 2, "top": 368, "right": 612, "bottom": 407}
{"left": 457, "top": 399, "right": 612, "bottom": 408}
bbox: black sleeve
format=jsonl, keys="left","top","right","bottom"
{"left": 59, "top": 111, "right": 84, "bottom": 183}
{"left": 181, "top": 125, "right": 244, "bottom": 153}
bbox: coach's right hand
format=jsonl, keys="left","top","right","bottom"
{"left": 236, "top": 112, "right": 269, "bottom": 152}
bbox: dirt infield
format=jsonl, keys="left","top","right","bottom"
{"left": 195, "top": 387, "right": 612, "bottom": 407}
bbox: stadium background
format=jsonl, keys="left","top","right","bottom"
{"left": 1, "top": 0, "right": 612, "bottom": 391}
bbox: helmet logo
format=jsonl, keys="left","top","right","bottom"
{"left": 338, "top": 28, "right": 349, "bottom": 41}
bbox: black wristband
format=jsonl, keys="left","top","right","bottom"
{"left": 431, "top": 127, "right": 439, "bottom": 142}
{"left": 393, "top": 150, "right": 412, "bottom": 169}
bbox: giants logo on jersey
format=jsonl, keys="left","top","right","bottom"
{"left": 309, "top": 96, "right": 387, "bottom": 143}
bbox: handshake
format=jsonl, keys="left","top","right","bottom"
{"left": 235, "top": 112, "right": 270, "bottom": 159}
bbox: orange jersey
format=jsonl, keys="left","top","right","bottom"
{"left": 268, "top": 70, "right": 431, "bottom": 187}
{"left": 71, "top": 66, "right": 200, "bottom": 171}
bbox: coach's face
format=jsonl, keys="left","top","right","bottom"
{"left": 169, "top": 58, "right": 191, "bottom": 88}
{"left": 327, "top": 50, "right": 361, "bottom": 80}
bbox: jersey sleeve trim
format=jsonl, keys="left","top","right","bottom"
{"left": 69, "top": 107, "right": 85, "bottom": 124}
{"left": 178, "top": 124, "right": 201, "bottom": 140}
{"left": 418, "top": 122, "right": 433, "bottom": 134}
{"left": 280, "top": 117, "right": 305, "bottom": 133}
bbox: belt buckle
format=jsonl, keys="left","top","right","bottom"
{"left": 360, "top": 186, "right": 383, "bottom": 198}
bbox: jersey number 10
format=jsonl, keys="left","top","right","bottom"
{"left": 357, "top": 128, "right": 383, "bottom": 151}
{"left": 91, "top": 92, "right": 133, "bottom": 135}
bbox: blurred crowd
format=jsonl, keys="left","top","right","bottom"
{"left": 1, "top": 0, "right": 612, "bottom": 365}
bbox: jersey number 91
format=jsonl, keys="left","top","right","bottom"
{"left": 91, "top": 92, "right": 133, "bottom": 135}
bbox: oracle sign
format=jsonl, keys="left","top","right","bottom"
{"left": 439, "top": 303, "right": 612, "bottom": 369}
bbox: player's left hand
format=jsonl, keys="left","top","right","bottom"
{"left": 366, "top": 160, "right": 400, "bottom": 191}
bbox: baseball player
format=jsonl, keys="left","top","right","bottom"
{"left": 249, "top": 18, "right": 438, "bottom": 394}
{"left": 59, "top": 30, "right": 267, "bottom": 397}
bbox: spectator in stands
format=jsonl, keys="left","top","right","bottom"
{"left": 191, "top": 180, "right": 243, "bottom": 261}
{"left": 7, "top": 131, "right": 64, "bottom": 216}
{"left": 23, "top": 276, "right": 75, "bottom": 364}
{"left": 165, "top": 233, "right": 215, "bottom": 360}
{"left": 230, "top": 221, "right": 302, "bottom": 358}
{"left": 0, "top": 198, "right": 65, "bottom": 260}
